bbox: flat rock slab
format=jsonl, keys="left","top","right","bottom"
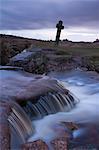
{"left": 9, "top": 51, "right": 36, "bottom": 62}
{"left": 0, "top": 66, "right": 67, "bottom": 103}
{"left": 8, "top": 46, "right": 43, "bottom": 64}
{"left": 8, "top": 48, "right": 48, "bottom": 74}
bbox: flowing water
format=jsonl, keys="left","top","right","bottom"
{"left": 1, "top": 68, "right": 99, "bottom": 148}
{"left": 8, "top": 101, "right": 34, "bottom": 142}
{"left": 23, "top": 91, "right": 78, "bottom": 120}
{"left": 0, "top": 68, "right": 78, "bottom": 149}
{"left": 28, "top": 70, "right": 99, "bottom": 147}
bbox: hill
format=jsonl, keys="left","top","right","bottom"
{"left": 0, "top": 34, "right": 99, "bottom": 73}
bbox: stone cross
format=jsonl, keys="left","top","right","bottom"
{"left": 55, "top": 20, "right": 64, "bottom": 45}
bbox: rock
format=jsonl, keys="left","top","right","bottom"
{"left": 50, "top": 122, "right": 77, "bottom": 150}
{"left": 51, "top": 122, "right": 73, "bottom": 139}
{"left": 61, "top": 122, "right": 78, "bottom": 131}
{"left": 0, "top": 66, "right": 69, "bottom": 103}
{"left": 0, "top": 102, "right": 11, "bottom": 150}
{"left": 51, "top": 137, "right": 68, "bottom": 150}
{"left": 81, "top": 56, "right": 99, "bottom": 73}
{"left": 8, "top": 47, "right": 76, "bottom": 74}
{"left": 0, "top": 67, "right": 78, "bottom": 149}
{"left": 22, "top": 125, "right": 69, "bottom": 150}
{"left": 21, "top": 140, "right": 48, "bottom": 150}
{"left": 0, "top": 34, "right": 33, "bottom": 65}
{"left": 68, "top": 123, "right": 99, "bottom": 149}
{"left": 8, "top": 48, "right": 48, "bottom": 74}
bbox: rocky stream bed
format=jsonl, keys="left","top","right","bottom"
{"left": 0, "top": 44, "right": 99, "bottom": 149}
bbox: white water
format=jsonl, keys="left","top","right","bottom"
{"left": 29, "top": 70, "right": 99, "bottom": 145}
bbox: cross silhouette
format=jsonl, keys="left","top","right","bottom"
{"left": 55, "top": 20, "right": 64, "bottom": 45}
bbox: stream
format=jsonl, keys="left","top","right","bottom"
{"left": 28, "top": 70, "right": 99, "bottom": 148}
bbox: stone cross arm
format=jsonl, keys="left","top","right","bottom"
{"left": 56, "top": 20, "right": 64, "bottom": 30}
{"left": 56, "top": 24, "right": 64, "bottom": 30}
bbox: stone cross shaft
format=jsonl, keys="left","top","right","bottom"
{"left": 55, "top": 20, "right": 64, "bottom": 45}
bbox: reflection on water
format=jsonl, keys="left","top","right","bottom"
{"left": 29, "top": 70, "right": 99, "bottom": 147}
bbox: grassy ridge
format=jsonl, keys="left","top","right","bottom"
{"left": 0, "top": 34, "right": 99, "bottom": 72}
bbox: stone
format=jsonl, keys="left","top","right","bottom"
{"left": 8, "top": 48, "right": 48, "bottom": 74}
{"left": 8, "top": 47, "right": 76, "bottom": 74}
{"left": 21, "top": 140, "right": 48, "bottom": 150}
{"left": 55, "top": 20, "right": 64, "bottom": 45}
{"left": 0, "top": 66, "right": 69, "bottom": 103}
{"left": 51, "top": 137, "right": 68, "bottom": 150}
{"left": 61, "top": 122, "right": 78, "bottom": 131}
{"left": 0, "top": 67, "right": 77, "bottom": 149}
{"left": 0, "top": 102, "right": 11, "bottom": 150}
{"left": 50, "top": 122, "right": 75, "bottom": 150}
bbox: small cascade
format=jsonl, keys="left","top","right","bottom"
{"left": 8, "top": 101, "right": 34, "bottom": 142}
{"left": 23, "top": 91, "right": 79, "bottom": 120}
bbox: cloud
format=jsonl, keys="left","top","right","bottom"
{"left": 0, "top": 0, "right": 99, "bottom": 30}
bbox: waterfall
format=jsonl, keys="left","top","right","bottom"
{"left": 23, "top": 91, "right": 79, "bottom": 120}
{"left": 0, "top": 67, "right": 80, "bottom": 149}
{"left": 8, "top": 101, "right": 34, "bottom": 142}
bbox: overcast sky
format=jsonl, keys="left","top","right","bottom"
{"left": 0, "top": 0, "right": 99, "bottom": 41}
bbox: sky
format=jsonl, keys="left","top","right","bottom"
{"left": 0, "top": 0, "right": 99, "bottom": 41}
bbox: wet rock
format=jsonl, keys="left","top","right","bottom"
{"left": 21, "top": 140, "right": 48, "bottom": 150}
{"left": 0, "top": 102, "right": 11, "bottom": 150}
{"left": 61, "top": 122, "right": 78, "bottom": 131}
{"left": 0, "top": 66, "right": 69, "bottom": 103}
{"left": 50, "top": 122, "right": 77, "bottom": 150}
{"left": 0, "top": 67, "right": 78, "bottom": 149}
{"left": 22, "top": 130, "right": 69, "bottom": 150}
{"left": 51, "top": 122, "right": 73, "bottom": 139}
{"left": 51, "top": 137, "right": 68, "bottom": 150}
{"left": 68, "top": 123, "right": 99, "bottom": 149}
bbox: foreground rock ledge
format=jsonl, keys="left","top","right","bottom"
{"left": 21, "top": 122, "right": 76, "bottom": 150}
{"left": 22, "top": 138, "right": 68, "bottom": 150}
{"left": 0, "top": 66, "right": 69, "bottom": 103}
{"left": 0, "top": 66, "right": 74, "bottom": 149}
{"left": 21, "top": 140, "right": 49, "bottom": 150}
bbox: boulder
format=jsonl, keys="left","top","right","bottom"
{"left": 8, "top": 47, "right": 75, "bottom": 74}
{"left": 8, "top": 48, "right": 48, "bottom": 74}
